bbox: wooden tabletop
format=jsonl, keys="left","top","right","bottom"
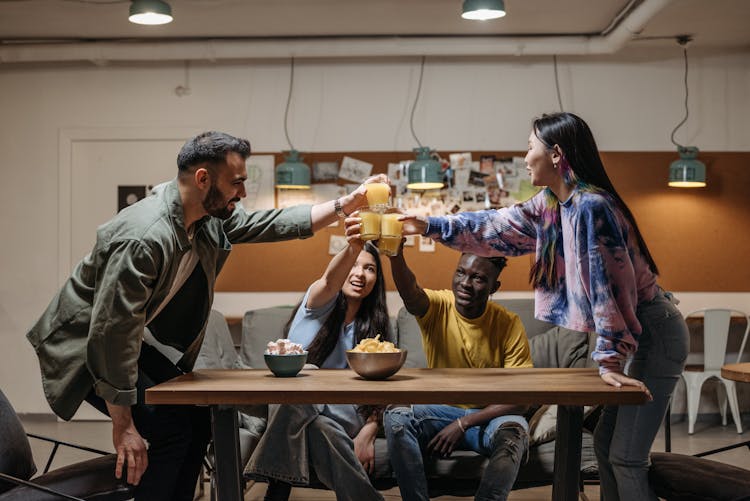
{"left": 145, "top": 368, "right": 649, "bottom": 407}
{"left": 721, "top": 362, "right": 750, "bottom": 383}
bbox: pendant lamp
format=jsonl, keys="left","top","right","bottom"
{"left": 669, "top": 146, "right": 706, "bottom": 188}
{"left": 668, "top": 36, "right": 706, "bottom": 188}
{"left": 406, "top": 57, "right": 444, "bottom": 191}
{"left": 408, "top": 147, "right": 444, "bottom": 190}
{"left": 461, "top": 0, "right": 506, "bottom": 20}
{"left": 276, "top": 150, "right": 311, "bottom": 189}
{"left": 128, "top": 0, "right": 173, "bottom": 25}
{"left": 275, "top": 57, "right": 311, "bottom": 189}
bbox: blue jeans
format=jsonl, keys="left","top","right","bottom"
{"left": 384, "top": 405, "right": 528, "bottom": 501}
{"left": 594, "top": 289, "right": 689, "bottom": 501}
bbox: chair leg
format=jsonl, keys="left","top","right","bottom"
{"left": 717, "top": 383, "right": 728, "bottom": 426}
{"left": 685, "top": 377, "right": 704, "bottom": 435}
{"left": 723, "top": 380, "right": 744, "bottom": 434}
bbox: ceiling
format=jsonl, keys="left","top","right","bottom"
{"left": 0, "top": 0, "right": 748, "bottom": 63}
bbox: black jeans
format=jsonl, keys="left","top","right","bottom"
{"left": 86, "top": 344, "right": 211, "bottom": 501}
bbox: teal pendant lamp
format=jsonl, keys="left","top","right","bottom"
{"left": 408, "top": 147, "right": 444, "bottom": 190}
{"left": 668, "top": 36, "right": 706, "bottom": 188}
{"left": 669, "top": 146, "right": 706, "bottom": 188}
{"left": 276, "top": 57, "right": 311, "bottom": 189}
{"left": 276, "top": 150, "right": 311, "bottom": 190}
{"left": 129, "top": 0, "right": 173, "bottom": 25}
{"left": 461, "top": 0, "right": 506, "bottom": 20}
{"left": 407, "top": 57, "right": 444, "bottom": 191}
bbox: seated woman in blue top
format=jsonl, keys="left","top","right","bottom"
{"left": 246, "top": 239, "right": 392, "bottom": 501}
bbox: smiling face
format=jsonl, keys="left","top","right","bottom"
{"left": 202, "top": 151, "right": 248, "bottom": 219}
{"left": 451, "top": 254, "right": 501, "bottom": 319}
{"left": 341, "top": 250, "right": 379, "bottom": 303}
{"left": 524, "top": 130, "right": 561, "bottom": 188}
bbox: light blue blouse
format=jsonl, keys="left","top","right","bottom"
{"left": 287, "top": 287, "right": 356, "bottom": 369}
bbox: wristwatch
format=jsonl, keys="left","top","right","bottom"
{"left": 334, "top": 198, "right": 348, "bottom": 218}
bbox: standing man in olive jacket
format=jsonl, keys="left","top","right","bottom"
{"left": 27, "top": 131, "right": 384, "bottom": 501}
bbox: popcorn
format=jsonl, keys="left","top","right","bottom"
{"left": 265, "top": 338, "right": 305, "bottom": 355}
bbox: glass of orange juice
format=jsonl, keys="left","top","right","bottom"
{"left": 378, "top": 209, "right": 403, "bottom": 256}
{"left": 365, "top": 182, "right": 391, "bottom": 208}
{"left": 359, "top": 207, "right": 382, "bottom": 241}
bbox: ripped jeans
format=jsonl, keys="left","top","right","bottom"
{"left": 384, "top": 405, "right": 528, "bottom": 501}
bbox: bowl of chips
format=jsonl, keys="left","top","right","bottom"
{"left": 346, "top": 335, "right": 407, "bottom": 380}
{"left": 264, "top": 339, "right": 307, "bottom": 377}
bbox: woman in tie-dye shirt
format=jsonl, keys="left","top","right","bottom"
{"left": 401, "top": 112, "right": 688, "bottom": 501}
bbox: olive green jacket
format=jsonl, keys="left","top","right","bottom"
{"left": 27, "top": 180, "right": 313, "bottom": 420}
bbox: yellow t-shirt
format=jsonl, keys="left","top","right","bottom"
{"left": 417, "top": 289, "right": 533, "bottom": 370}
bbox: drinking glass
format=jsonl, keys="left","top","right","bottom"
{"left": 359, "top": 206, "right": 382, "bottom": 241}
{"left": 365, "top": 182, "right": 391, "bottom": 208}
{"left": 378, "top": 209, "right": 403, "bottom": 256}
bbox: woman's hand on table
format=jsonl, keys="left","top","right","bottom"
{"left": 601, "top": 372, "right": 653, "bottom": 400}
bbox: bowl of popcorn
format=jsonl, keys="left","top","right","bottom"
{"left": 346, "top": 335, "right": 407, "bottom": 380}
{"left": 264, "top": 339, "right": 307, "bottom": 377}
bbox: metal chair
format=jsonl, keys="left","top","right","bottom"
{"left": 681, "top": 308, "right": 749, "bottom": 435}
{"left": 0, "top": 389, "right": 133, "bottom": 501}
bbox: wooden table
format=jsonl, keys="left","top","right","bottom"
{"left": 146, "top": 367, "right": 648, "bottom": 501}
{"left": 722, "top": 362, "right": 750, "bottom": 383}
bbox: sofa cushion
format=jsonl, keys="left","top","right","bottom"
{"left": 529, "top": 325, "right": 591, "bottom": 370}
{"left": 241, "top": 306, "right": 296, "bottom": 368}
{"left": 649, "top": 452, "right": 750, "bottom": 501}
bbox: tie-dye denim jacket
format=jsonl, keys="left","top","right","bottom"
{"left": 424, "top": 187, "right": 658, "bottom": 374}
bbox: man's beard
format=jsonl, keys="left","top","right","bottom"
{"left": 202, "top": 183, "right": 238, "bottom": 220}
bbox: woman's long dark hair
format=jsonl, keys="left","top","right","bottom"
{"left": 529, "top": 112, "right": 659, "bottom": 289}
{"left": 283, "top": 242, "right": 392, "bottom": 367}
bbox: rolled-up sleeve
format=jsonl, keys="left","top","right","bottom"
{"left": 87, "top": 239, "right": 158, "bottom": 406}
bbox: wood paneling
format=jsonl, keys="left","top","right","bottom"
{"left": 215, "top": 151, "right": 750, "bottom": 293}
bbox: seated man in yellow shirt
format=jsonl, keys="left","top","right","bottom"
{"left": 384, "top": 251, "right": 533, "bottom": 501}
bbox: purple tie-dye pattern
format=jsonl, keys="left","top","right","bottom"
{"left": 425, "top": 189, "right": 657, "bottom": 374}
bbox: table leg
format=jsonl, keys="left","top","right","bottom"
{"left": 211, "top": 405, "right": 242, "bottom": 501}
{"left": 552, "top": 405, "right": 583, "bottom": 501}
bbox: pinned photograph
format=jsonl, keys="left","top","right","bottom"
{"left": 468, "top": 170, "right": 489, "bottom": 187}
{"left": 313, "top": 161, "right": 340, "bottom": 182}
{"left": 449, "top": 152, "right": 472, "bottom": 169}
{"left": 328, "top": 235, "right": 348, "bottom": 255}
{"left": 339, "top": 156, "right": 373, "bottom": 183}
{"left": 480, "top": 155, "right": 496, "bottom": 175}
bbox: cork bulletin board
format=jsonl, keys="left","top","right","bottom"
{"left": 215, "top": 151, "right": 750, "bottom": 293}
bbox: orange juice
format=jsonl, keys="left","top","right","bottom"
{"left": 378, "top": 235, "right": 401, "bottom": 256}
{"left": 380, "top": 212, "right": 403, "bottom": 238}
{"left": 365, "top": 183, "right": 391, "bottom": 207}
{"left": 359, "top": 209, "right": 381, "bottom": 241}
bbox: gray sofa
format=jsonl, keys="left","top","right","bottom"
{"left": 235, "top": 298, "right": 599, "bottom": 493}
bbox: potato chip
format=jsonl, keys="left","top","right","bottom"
{"left": 350, "top": 334, "right": 400, "bottom": 353}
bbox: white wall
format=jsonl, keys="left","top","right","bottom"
{"left": 1, "top": 52, "right": 749, "bottom": 414}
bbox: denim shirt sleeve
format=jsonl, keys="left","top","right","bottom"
{"left": 424, "top": 194, "right": 540, "bottom": 257}
{"left": 222, "top": 204, "right": 314, "bottom": 244}
{"left": 87, "top": 239, "right": 159, "bottom": 406}
{"left": 577, "top": 199, "right": 640, "bottom": 374}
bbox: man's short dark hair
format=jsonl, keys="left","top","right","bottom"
{"left": 487, "top": 256, "right": 508, "bottom": 275}
{"left": 177, "top": 131, "right": 251, "bottom": 172}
